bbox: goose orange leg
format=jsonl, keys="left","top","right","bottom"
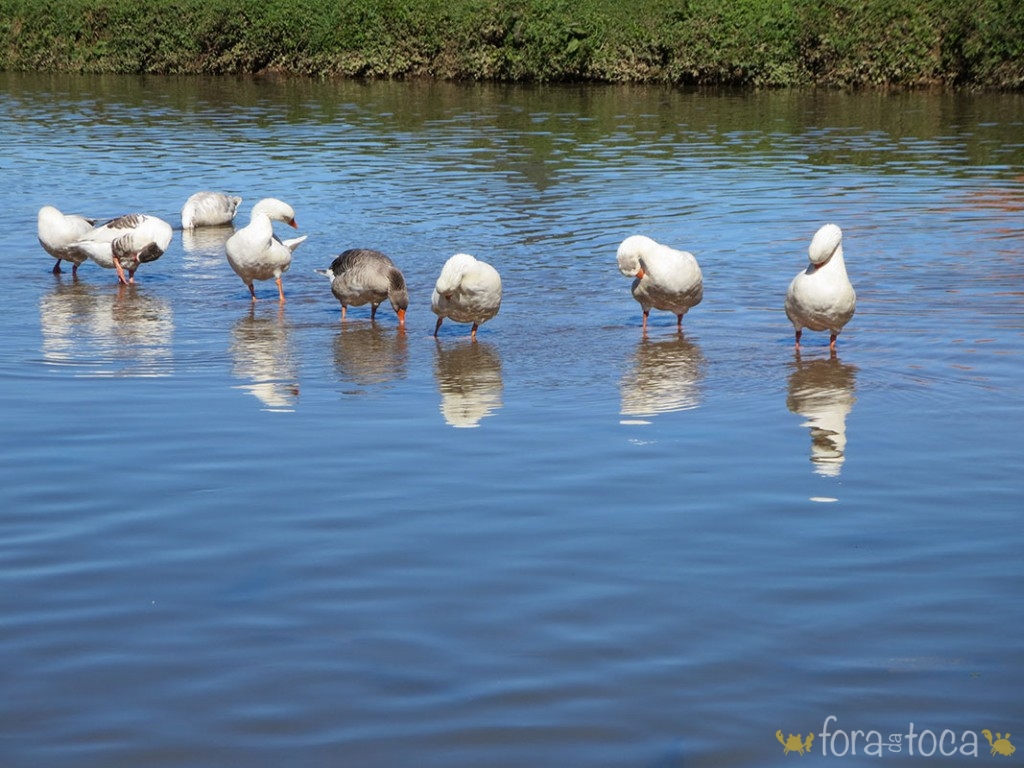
{"left": 113, "top": 259, "right": 129, "bottom": 285}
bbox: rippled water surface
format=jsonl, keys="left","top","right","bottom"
{"left": 1, "top": 73, "right": 1023, "bottom": 766}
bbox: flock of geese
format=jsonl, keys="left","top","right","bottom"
{"left": 37, "top": 191, "right": 857, "bottom": 348}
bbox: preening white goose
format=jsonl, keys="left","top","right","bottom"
{"left": 784, "top": 224, "right": 856, "bottom": 351}
{"left": 225, "top": 198, "right": 307, "bottom": 303}
{"left": 315, "top": 248, "right": 409, "bottom": 327}
{"left": 71, "top": 213, "right": 174, "bottom": 284}
{"left": 181, "top": 191, "right": 243, "bottom": 230}
{"left": 37, "top": 205, "right": 96, "bottom": 276}
{"left": 431, "top": 253, "right": 502, "bottom": 338}
{"left": 617, "top": 235, "right": 703, "bottom": 331}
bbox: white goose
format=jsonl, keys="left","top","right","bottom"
{"left": 617, "top": 235, "right": 703, "bottom": 331}
{"left": 315, "top": 248, "right": 409, "bottom": 327}
{"left": 785, "top": 224, "right": 856, "bottom": 351}
{"left": 225, "top": 198, "right": 307, "bottom": 303}
{"left": 181, "top": 191, "right": 243, "bottom": 230}
{"left": 431, "top": 253, "right": 502, "bottom": 338}
{"left": 71, "top": 214, "right": 174, "bottom": 284}
{"left": 37, "top": 205, "right": 96, "bottom": 276}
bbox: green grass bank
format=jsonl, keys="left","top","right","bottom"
{"left": 2, "top": 0, "right": 1022, "bottom": 88}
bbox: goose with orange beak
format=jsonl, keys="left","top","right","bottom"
{"left": 315, "top": 248, "right": 408, "bottom": 327}
{"left": 225, "top": 198, "right": 307, "bottom": 303}
{"left": 616, "top": 235, "right": 703, "bottom": 332}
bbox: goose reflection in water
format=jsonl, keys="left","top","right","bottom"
{"left": 333, "top": 323, "right": 408, "bottom": 390}
{"left": 182, "top": 225, "right": 235, "bottom": 257}
{"left": 39, "top": 280, "right": 96, "bottom": 365}
{"left": 181, "top": 225, "right": 236, "bottom": 285}
{"left": 230, "top": 308, "right": 299, "bottom": 412}
{"left": 620, "top": 334, "right": 705, "bottom": 423}
{"left": 786, "top": 352, "right": 858, "bottom": 477}
{"left": 40, "top": 281, "right": 174, "bottom": 377}
{"left": 433, "top": 340, "right": 503, "bottom": 428}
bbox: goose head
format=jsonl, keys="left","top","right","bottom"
{"left": 137, "top": 217, "right": 174, "bottom": 262}
{"left": 251, "top": 198, "right": 298, "bottom": 228}
{"left": 617, "top": 235, "right": 658, "bottom": 279}
{"left": 38, "top": 205, "right": 62, "bottom": 227}
{"left": 388, "top": 269, "right": 409, "bottom": 326}
{"left": 809, "top": 224, "right": 843, "bottom": 269}
{"left": 435, "top": 253, "right": 479, "bottom": 298}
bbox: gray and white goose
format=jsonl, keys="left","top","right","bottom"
{"left": 70, "top": 213, "right": 174, "bottom": 284}
{"left": 316, "top": 248, "right": 409, "bottom": 327}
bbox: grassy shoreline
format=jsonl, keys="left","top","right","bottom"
{"left": 2, "top": 0, "right": 1022, "bottom": 89}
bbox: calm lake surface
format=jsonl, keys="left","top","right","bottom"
{"left": 1, "top": 73, "right": 1022, "bottom": 766}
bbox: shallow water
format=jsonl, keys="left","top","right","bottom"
{"left": 1, "top": 73, "right": 1023, "bottom": 766}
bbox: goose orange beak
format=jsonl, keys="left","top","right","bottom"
{"left": 635, "top": 267, "right": 645, "bottom": 279}
{"left": 396, "top": 308, "right": 406, "bottom": 327}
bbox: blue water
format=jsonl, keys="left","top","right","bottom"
{"left": 1, "top": 74, "right": 1022, "bottom": 766}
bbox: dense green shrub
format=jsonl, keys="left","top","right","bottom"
{"left": 0, "top": 0, "right": 1020, "bottom": 87}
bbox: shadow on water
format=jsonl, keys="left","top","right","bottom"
{"left": 229, "top": 306, "right": 299, "bottom": 412}
{"left": 40, "top": 279, "right": 174, "bottom": 378}
{"left": 786, "top": 351, "right": 858, "bottom": 477}
{"left": 433, "top": 339, "right": 504, "bottom": 428}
